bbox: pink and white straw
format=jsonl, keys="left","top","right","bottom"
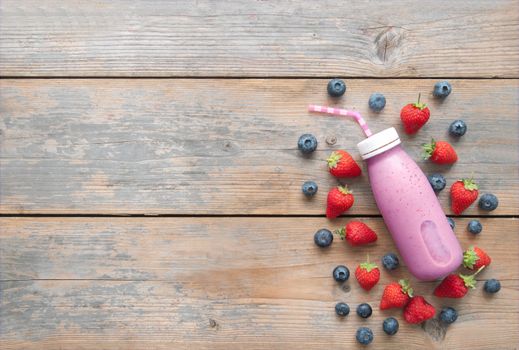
{"left": 308, "top": 104, "right": 372, "bottom": 138}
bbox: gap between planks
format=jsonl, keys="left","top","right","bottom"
{"left": 0, "top": 76, "right": 517, "bottom": 80}
{"left": 0, "top": 214, "right": 517, "bottom": 218}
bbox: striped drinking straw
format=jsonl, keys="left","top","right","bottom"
{"left": 308, "top": 104, "right": 372, "bottom": 138}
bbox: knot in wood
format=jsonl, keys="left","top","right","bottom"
{"left": 421, "top": 318, "right": 447, "bottom": 342}
{"left": 326, "top": 135, "right": 337, "bottom": 145}
{"left": 374, "top": 26, "right": 405, "bottom": 63}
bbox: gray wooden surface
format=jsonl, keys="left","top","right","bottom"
{"left": 1, "top": 1, "right": 518, "bottom": 349}
{"left": 1, "top": 79, "right": 517, "bottom": 215}
{"left": 1, "top": 0, "right": 518, "bottom": 77}
{"left": 1, "top": 217, "right": 518, "bottom": 349}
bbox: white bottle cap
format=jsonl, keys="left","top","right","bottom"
{"left": 357, "top": 127, "right": 401, "bottom": 160}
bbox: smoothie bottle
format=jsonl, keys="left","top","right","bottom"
{"left": 357, "top": 127, "right": 462, "bottom": 280}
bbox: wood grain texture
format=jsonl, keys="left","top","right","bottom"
{"left": 1, "top": 78, "right": 517, "bottom": 215}
{"left": 1, "top": 217, "right": 518, "bottom": 349}
{"left": 1, "top": 0, "right": 518, "bottom": 77}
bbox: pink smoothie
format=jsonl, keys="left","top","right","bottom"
{"left": 359, "top": 128, "right": 462, "bottom": 281}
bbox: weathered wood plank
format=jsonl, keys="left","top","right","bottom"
{"left": 1, "top": 0, "right": 518, "bottom": 77}
{"left": 1, "top": 217, "right": 518, "bottom": 349}
{"left": 1, "top": 79, "right": 517, "bottom": 215}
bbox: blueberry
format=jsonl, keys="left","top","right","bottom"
{"left": 467, "top": 220, "right": 482, "bottom": 234}
{"left": 327, "top": 79, "right": 346, "bottom": 97}
{"left": 381, "top": 253, "right": 399, "bottom": 270}
{"left": 302, "top": 181, "right": 318, "bottom": 197}
{"left": 356, "top": 327, "right": 374, "bottom": 345}
{"left": 479, "top": 193, "right": 499, "bottom": 211}
{"left": 427, "top": 173, "right": 446, "bottom": 193}
{"left": 314, "top": 229, "right": 333, "bottom": 248}
{"left": 297, "top": 134, "right": 318, "bottom": 154}
{"left": 368, "top": 93, "right": 386, "bottom": 112}
{"left": 484, "top": 279, "right": 501, "bottom": 294}
{"left": 447, "top": 217, "right": 456, "bottom": 229}
{"left": 433, "top": 81, "right": 452, "bottom": 98}
{"left": 382, "top": 317, "right": 399, "bottom": 335}
{"left": 449, "top": 120, "right": 467, "bottom": 137}
{"left": 335, "top": 302, "right": 350, "bottom": 316}
{"left": 439, "top": 307, "right": 458, "bottom": 324}
{"left": 333, "top": 265, "right": 350, "bottom": 282}
{"left": 356, "top": 303, "right": 372, "bottom": 319}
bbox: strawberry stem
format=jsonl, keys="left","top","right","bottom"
{"left": 461, "top": 178, "right": 478, "bottom": 191}
{"left": 460, "top": 266, "right": 485, "bottom": 289}
{"left": 334, "top": 227, "right": 346, "bottom": 240}
{"left": 399, "top": 279, "right": 414, "bottom": 297}
{"left": 422, "top": 139, "right": 436, "bottom": 160}
{"left": 473, "top": 265, "right": 485, "bottom": 277}
{"left": 338, "top": 185, "right": 352, "bottom": 195}
{"left": 360, "top": 254, "right": 378, "bottom": 272}
{"left": 413, "top": 93, "right": 427, "bottom": 110}
{"left": 463, "top": 246, "right": 479, "bottom": 269}
{"left": 327, "top": 152, "right": 342, "bottom": 169}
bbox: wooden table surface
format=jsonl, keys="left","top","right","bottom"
{"left": 1, "top": 1, "right": 518, "bottom": 349}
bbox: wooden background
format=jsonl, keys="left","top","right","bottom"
{"left": 1, "top": 1, "right": 518, "bottom": 349}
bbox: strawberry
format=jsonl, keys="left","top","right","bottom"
{"left": 403, "top": 296, "right": 435, "bottom": 324}
{"left": 334, "top": 221, "right": 377, "bottom": 246}
{"left": 422, "top": 139, "right": 458, "bottom": 164}
{"left": 327, "top": 150, "right": 362, "bottom": 178}
{"left": 450, "top": 178, "right": 478, "bottom": 214}
{"left": 379, "top": 279, "right": 413, "bottom": 310}
{"left": 326, "top": 185, "right": 354, "bottom": 219}
{"left": 355, "top": 256, "right": 380, "bottom": 291}
{"left": 400, "top": 94, "right": 430, "bottom": 134}
{"left": 463, "top": 246, "right": 491, "bottom": 270}
{"left": 433, "top": 266, "right": 484, "bottom": 298}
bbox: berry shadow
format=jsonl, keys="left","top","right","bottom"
{"left": 428, "top": 95, "right": 448, "bottom": 107}
{"left": 299, "top": 151, "right": 318, "bottom": 160}
{"left": 313, "top": 245, "right": 334, "bottom": 255}
{"left": 325, "top": 91, "right": 348, "bottom": 107}
{"left": 466, "top": 233, "right": 480, "bottom": 241}
{"left": 334, "top": 314, "right": 352, "bottom": 322}
{"left": 447, "top": 133, "right": 465, "bottom": 144}
{"left": 481, "top": 287, "right": 501, "bottom": 301}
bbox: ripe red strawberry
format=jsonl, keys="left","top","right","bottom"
{"left": 355, "top": 257, "right": 380, "bottom": 291}
{"left": 400, "top": 94, "right": 430, "bottom": 134}
{"left": 433, "top": 266, "right": 484, "bottom": 298}
{"left": 326, "top": 186, "right": 354, "bottom": 219}
{"left": 379, "top": 279, "right": 413, "bottom": 310}
{"left": 463, "top": 246, "right": 491, "bottom": 270}
{"left": 327, "top": 150, "right": 362, "bottom": 178}
{"left": 423, "top": 139, "right": 458, "bottom": 164}
{"left": 450, "top": 178, "right": 478, "bottom": 214}
{"left": 403, "top": 296, "right": 435, "bottom": 324}
{"left": 334, "top": 221, "right": 377, "bottom": 246}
